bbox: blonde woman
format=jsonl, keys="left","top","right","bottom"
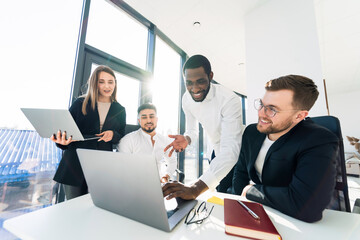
{"left": 51, "top": 65, "right": 126, "bottom": 200}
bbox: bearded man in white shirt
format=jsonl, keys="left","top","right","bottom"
{"left": 118, "top": 103, "right": 177, "bottom": 183}
{"left": 163, "top": 55, "right": 243, "bottom": 200}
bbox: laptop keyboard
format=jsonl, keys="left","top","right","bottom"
{"left": 167, "top": 207, "right": 179, "bottom": 218}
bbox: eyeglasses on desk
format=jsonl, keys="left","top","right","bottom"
{"left": 184, "top": 201, "right": 214, "bottom": 225}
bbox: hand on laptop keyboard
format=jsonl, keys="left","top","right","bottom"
{"left": 162, "top": 180, "right": 208, "bottom": 201}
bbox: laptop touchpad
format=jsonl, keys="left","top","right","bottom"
{"left": 164, "top": 198, "right": 179, "bottom": 218}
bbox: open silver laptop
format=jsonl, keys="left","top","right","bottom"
{"left": 21, "top": 108, "right": 100, "bottom": 141}
{"left": 76, "top": 149, "right": 197, "bottom": 232}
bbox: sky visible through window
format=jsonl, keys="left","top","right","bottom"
{"left": 152, "top": 37, "right": 181, "bottom": 135}
{"left": 86, "top": 0, "right": 148, "bottom": 70}
{"left": 0, "top": 0, "right": 83, "bottom": 130}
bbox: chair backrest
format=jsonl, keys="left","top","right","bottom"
{"left": 124, "top": 124, "right": 140, "bottom": 135}
{"left": 311, "top": 116, "right": 351, "bottom": 212}
{"left": 112, "top": 124, "right": 140, "bottom": 151}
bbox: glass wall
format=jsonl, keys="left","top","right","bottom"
{"left": 115, "top": 73, "right": 141, "bottom": 125}
{"left": 152, "top": 37, "right": 181, "bottom": 135}
{"left": 184, "top": 136, "right": 199, "bottom": 185}
{"left": 202, "top": 129, "right": 211, "bottom": 173}
{"left": 0, "top": 1, "right": 84, "bottom": 238}
{"left": 86, "top": 0, "right": 148, "bottom": 70}
{"left": 0, "top": 0, "right": 83, "bottom": 130}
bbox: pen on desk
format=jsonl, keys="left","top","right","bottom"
{"left": 237, "top": 200, "right": 260, "bottom": 220}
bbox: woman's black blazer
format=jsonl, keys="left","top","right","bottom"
{"left": 53, "top": 97, "right": 126, "bottom": 186}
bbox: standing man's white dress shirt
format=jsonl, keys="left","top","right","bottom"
{"left": 163, "top": 55, "right": 243, "bottom": 201}
{"left": 118, "top": 128, "right": 177, "bottom": 178}
{"left": 182, "top": 83, "right": 243, "bottom": 190}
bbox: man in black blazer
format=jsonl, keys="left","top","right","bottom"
{"left": 232, "top": 75, "right": 338, "bottom": 223}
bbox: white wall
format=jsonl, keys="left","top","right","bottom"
{"left": 328, "top": 90, "right": 360, "bottom": 152}
{"left": 244, "top": 0, "right": 326, "bottom": 124}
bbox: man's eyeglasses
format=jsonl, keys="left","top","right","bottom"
{"left": 254, "top": 98, "right": 299, "bottom": 118}
{"left": 184, "top": 201, "right": 214, "bottom": 225}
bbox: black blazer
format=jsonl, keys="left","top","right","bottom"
{"left": 53, "top": 97, "right": 126, "bottom": 186}
{"left": 232, "top": 118, "right": 338, "bottom": 223}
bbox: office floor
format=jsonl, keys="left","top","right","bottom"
{"left": 0, "top": 168, "right": 359, "bottom": 240}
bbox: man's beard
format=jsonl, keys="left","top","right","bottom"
{"left": 142, "top": 125, "right": 156, "bottom": 133}
{"left": 257, "top": 117, "right": 293, "bottom": 135}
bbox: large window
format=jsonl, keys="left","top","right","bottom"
{"left": 86, "top": 0, "right": 148, "bottom": 70}
{"left": 0, "top": 0, "right": 83, "bottom": 130}
{"left": 152, "top": 37, "right": 181, "bottom": 135}
{"left": 115, "top": 73, "right": 140, "bottom": 125}
{"left": 0, "top": 1, "right": 84, "bottom": 237}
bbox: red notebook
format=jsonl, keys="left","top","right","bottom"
{"left": 224, "top": 198, "right": 282, "bottom": 240}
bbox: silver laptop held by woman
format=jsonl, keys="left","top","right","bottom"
{"left": 21, "top": 108, "right": 99, "bottom": 141}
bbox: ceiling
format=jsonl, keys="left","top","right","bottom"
{"left": 123, "top": 0, "right": 360, "bottom": 96}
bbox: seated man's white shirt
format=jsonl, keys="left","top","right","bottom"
{"left": 183, "top": 83, "right": 243, "bottom": 190}
{"left": 254, "top": 136, "right": 274, "bottom": 182}
{"left": 117, "top": 128, "right": 177, "bottom": 178}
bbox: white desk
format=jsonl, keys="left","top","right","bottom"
{"left": 4, "top": 192, "right": 360, "bottom": 240}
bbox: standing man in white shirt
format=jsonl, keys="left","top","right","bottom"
{"left": 118, "top": 103, "right": 177, "bottom": 183}
{"left": 163, "top": 55, "right": 243, "bottom": 200}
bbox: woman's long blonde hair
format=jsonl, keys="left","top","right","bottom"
{"left": 81, "top": 65, "right": 117, "bottom": 115}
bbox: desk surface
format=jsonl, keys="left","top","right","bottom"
{"left": 4, "top": 192, "right": 360, "bottom": 240}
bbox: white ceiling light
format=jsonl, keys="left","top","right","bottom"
{"left": 193, "top": 21, "right": 201, "bottom": 28}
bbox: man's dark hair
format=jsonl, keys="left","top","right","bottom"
{"left": 137, "top": 103, "right": 157, "bottom": 114}
{"left": 265, "top": 75, "right": 319, "bottom": 111}
{"left": 183, "top": 54, "right": 212, "bottom": 76}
